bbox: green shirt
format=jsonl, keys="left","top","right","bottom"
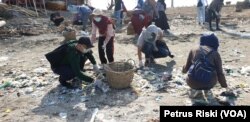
{"left": 61, "top": 41, "right": 94, "bottom": 82}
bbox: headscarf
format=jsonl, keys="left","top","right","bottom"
{"left": 158, "top": 0, "right": 166, "bottom": 10}
{"left": 200, "top": 33, "right": 219, "bottom": 51}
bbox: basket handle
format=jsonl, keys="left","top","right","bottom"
{"left": 127, "top": 59, "right": 136, "bottom": 69}
{"left": 103, "top": 64, "right": 113, "bottom": 72}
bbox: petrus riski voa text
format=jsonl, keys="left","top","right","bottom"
{"left": 164, "top": 110, "right": 218, "bottom": 117}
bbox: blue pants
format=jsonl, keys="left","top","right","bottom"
{"left": 81, "top": 12, "right": 91, "bottom": 30}
{"left": 114, "top": 11, "right": 122, "bottom": 28}
{"left": 142, "top": 40, "right": 170, "bottom": 59}
{"left": 197, "top": 6, "right": 206, "bottom": 24}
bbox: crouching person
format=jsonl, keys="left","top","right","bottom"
{"left": 137, "top": 25, "right": 174, "bottom": 67}
{"left": 67, "top": 4, "right": 94, "bottom": 31}
{"left": 182, "top": 33, "right": 228, "bottom": 98}
{"left": 46, "top": 36, "right": 99, "bottom": 89}
{"left": 50, "top": 12, "right": 64, "bottom": 26}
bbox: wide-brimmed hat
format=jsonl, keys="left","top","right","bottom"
{"left": 92, "top": 9, "right": 103, "bottom": 16}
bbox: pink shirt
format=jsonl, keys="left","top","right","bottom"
{"left": 91, "top": 22, "right": 115, "bottom": 44}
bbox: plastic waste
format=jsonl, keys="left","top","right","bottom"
{"left": 0, "top": 81, "right": 11, "bottom": 89}
{"left": 59, "top": 112, "right": 67, "bottom": 119}
{"left": 90, "top": 108, "right": 99, "bottom": 122}
{"left": 162, "top": 72, "right": 172, "bottom": 81}
{"left": 94, "top": 80, "right": 110, "bottom": 93}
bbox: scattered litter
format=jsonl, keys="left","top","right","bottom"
{"left": 80, "top": 96, "right": 89, "bottom": 102}
{"left": 155, "top": 96, "right": 163, "bottom": 101}
{"left": 95, "top": 80, "right": 110, "bottom": 93}
{"left": 216, "top": 96, "right": 234, "bottom": 106}
{"left": 59, "top": 112, "right": 67, "bottom": 119}
{"left": 162, "top": 72, "right": 172, "bottom": 81}
{"left": 33, "top": 67, "right": 48, "bottom": 75}
{"left": 0, "top": 81, "right": 11, "bottom": 89}
{"left": 25, "top": 87, "right": 34, "bottom": 94}
{"left": 240, "top": 66, "right": 250, "bottom": 75}
{"left": 220, "top": 90, "right": 237, "bottom": 98}
{"left": 0, "top": 56, "right": 9, "bottom": 62}
{"left": 5, "top": 109, "right": 12, "bottom": 113}
{"left": 90, "top": 108, "right": 99, "bottom": 122}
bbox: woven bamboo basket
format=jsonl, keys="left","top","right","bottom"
{"left": 104, "top": 59, "right": 135, "bottom": 89}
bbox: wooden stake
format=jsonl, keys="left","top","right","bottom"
{"left": 32, "top": 0, "right": 38, "bottom": 17}
{"left": 42, "top": 0, "right": 47, "bottom": 16}
{"left": 25, "top": 0, "right": 28, "bottom": 8}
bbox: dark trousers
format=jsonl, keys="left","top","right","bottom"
{"left": 155, "top": 11, "right": 170, "bottom": 30}
{"left": 98, "top": 36, "right": 114, "bottom": 64}
{"left": 208, "top": 9, "right": 220, "bottom": 29}
{"left": 142, "top": 40, "right": 171, "bottom": 59}
{"left": 53, "top": 55, "right": 87, "bottom": 85}
{"left": 53, "top": 65, "right": 75, "bottom": 85}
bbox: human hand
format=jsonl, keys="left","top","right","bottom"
{"left": 102, "top": 42, "right": 107, "bottom": 49}
{"left": 139, "top": 14, "right": 145, "bottom": 21}
{"left": 93, "top": 65, "right": 100, "bottom": 74}
{"left": 139, "top": 60, "right": 144, "bottom": 67}
{"left": 91, "top": 35, "right": 96, "bottom": 43}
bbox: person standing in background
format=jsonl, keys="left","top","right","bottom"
{"left": 136, "top": 0, "right": 144, "bottom": 9}
{"left": 142, "top": 0, "right": 158, "bottom": 24}
{"left": 207, "top": 0, "right": 224, "bottom": 31}
{"left": 197, "top": 0, "right": 208, "bottom": 26}
{"left": 114, "top": 0, "right": 127, "bottom": 29}
{"left": 155, "top": 0, "right": 170, "bottom": 34}
{"left": 67, "top": 4, "right": 94, "bottom": 31}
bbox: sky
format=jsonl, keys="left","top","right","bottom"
{"left": 90, "top": 0, "right": 245, "bottom": 10}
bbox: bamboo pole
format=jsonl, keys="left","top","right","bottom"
{"left": 32, "top": 0, "right": 38, "bottom": 17}
{"left": 25, "top": 0, "right": 28, "bottom": 8}
{"left": 171, "top": 0, "right": 174, "bottom": 8}
{"left": 42, "top": 0, "right": 47, "bottom": 16}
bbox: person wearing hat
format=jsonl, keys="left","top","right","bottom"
{"left": 182, "top": 33, "right": 228, "bottom": 98}
{"left": 114, "top": 0, "right": 127, "bottom": 29}
{"left": 67, "top": 4, "right": 94, "bottom": 31}
{"left": 137, "top": 24, "right": 174, "bottom": 67}
{"left": 52, "top": 36, "right": 99, "bottom": 89}
{"left": 91, "top": 9, "right": 115, "bottom": 64}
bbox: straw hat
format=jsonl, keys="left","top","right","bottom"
{"left": 92, "top": 9, "right": 103, "bottom": 16}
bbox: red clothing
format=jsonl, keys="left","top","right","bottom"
{"left": 93, "top": 15, "right": 114, "bottom": 35}
{"left": 131, "top": 12, "right": 152, "bottom": 35}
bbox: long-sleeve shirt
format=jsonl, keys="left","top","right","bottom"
{"left": 60, "top": 41, "right": 94, "bottom": 82}
{"left": 182, "top": 46, "right": 227, "bottom": 89}
{"left": 91, "top": 21, "right": 115, "bottom": 44}
{"left": 208, "top": 0, "right": 224, "bottom": 12}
